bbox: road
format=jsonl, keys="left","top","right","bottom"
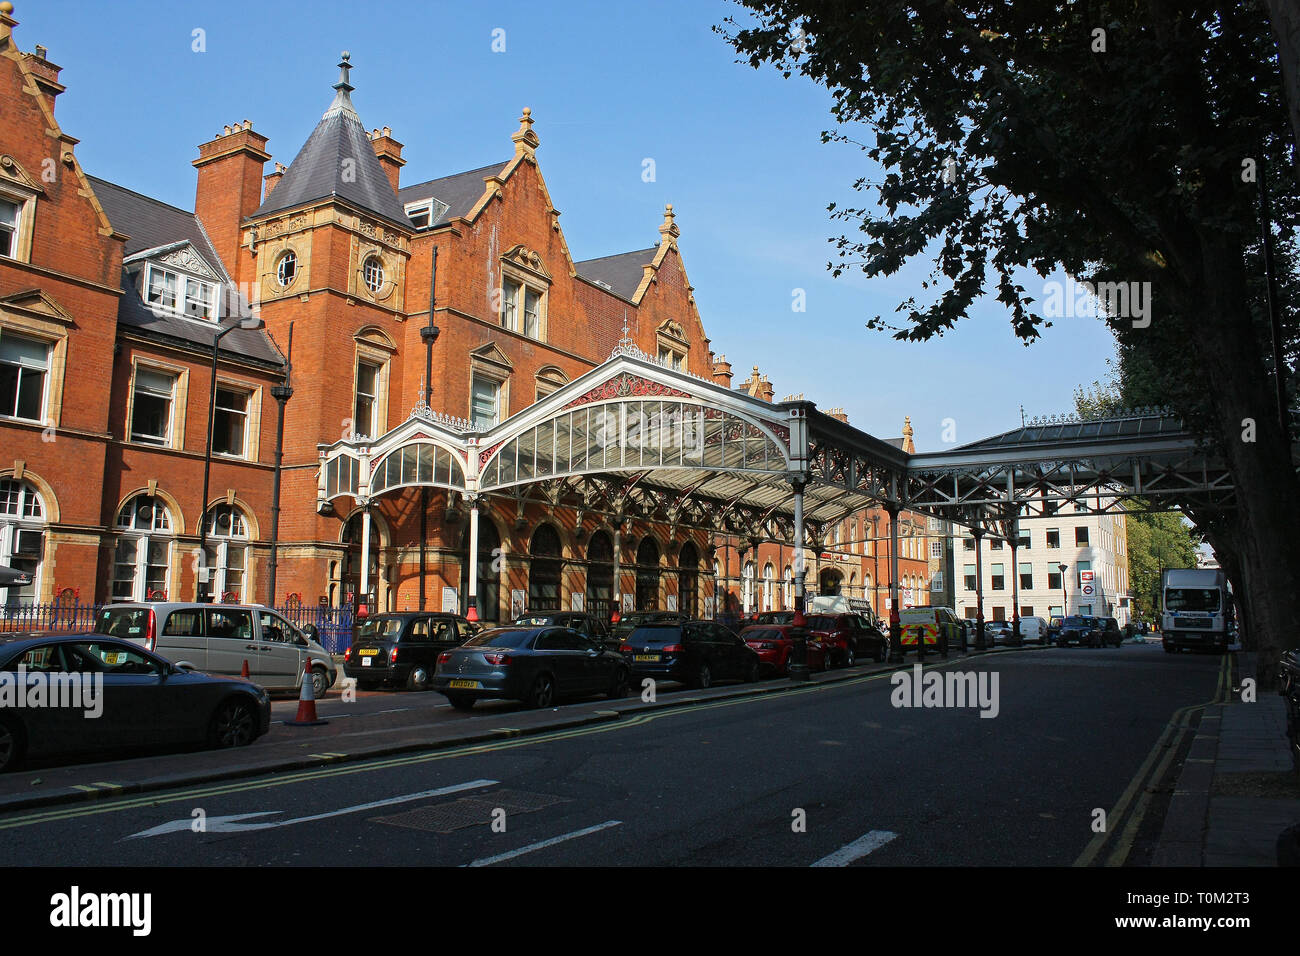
{"left": 0, "top": 644, "right": 1227, "bottom": 866}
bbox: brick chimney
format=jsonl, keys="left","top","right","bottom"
{"left": 193, "top": 120, "right": 270, "bottom": 282}
{"left": 826, "top": 407, "right": 850, "bottom": 424}
{"left": 368, "top": 127, "right": 405, "bottom": 192}
{"left": 711, "top": 355, "right": 733, "bottom": 388}
{"left": 739, "top": 365, "right": 775, "bottom": 402}
{"left": 262, "top": 162, "right": 287, "bottom": 201}
{"left": 20, "top": 44, "right": 64, "bottom": 107}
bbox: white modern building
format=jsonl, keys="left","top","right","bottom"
{"left": 954, "top": 505, "right": 1130, "bottom": 625}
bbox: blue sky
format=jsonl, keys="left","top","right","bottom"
{"left": 20, "top": 0, "right": 1121, "bottom": 452}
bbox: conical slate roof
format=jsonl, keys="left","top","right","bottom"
{"left": 252, "top": 53, "right": 408, "bottom": 227}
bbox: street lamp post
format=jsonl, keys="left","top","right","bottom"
{"left": 198, "top": 314, "right": 264, "bottom": 602}
{"left": 1058, "top": 562, "right": 1069, "bottom": 621}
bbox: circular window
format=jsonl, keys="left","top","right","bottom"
{"left": 363, "top": 256, "right": 384, "bottom": 293}
{"left": 276, "top": 251, "right": 297, "bottom": 287}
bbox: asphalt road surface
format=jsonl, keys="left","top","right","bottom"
{"left": 0, "top": 644, "right": 1225, "bottom": 866}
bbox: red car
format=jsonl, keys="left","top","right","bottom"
{"left": 740, "top": 625, "right": 829, "bottom": 675}
{"left": 804, "top": 613, "right": 890, "bottom": 667}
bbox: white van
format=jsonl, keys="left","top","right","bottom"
{"left": 97, "top": 602, "right": 336, "bottom": 697}
{"left": 1017, "top": 616, "right": 1049, "bottom": 644}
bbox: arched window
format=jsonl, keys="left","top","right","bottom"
{"left": 635, "top": 536, "right": 660, "bottom": 611}
{"left": 742, "top": 560, "right": 756, "bottom": 614}
{"left": 112, "top": 493, "right": 173, "bottom": 601}
{"left": 849, "top": 571, "right": 857, "bottom": 597}
{"left": 0, "top": 478, "right": 44, "bottom": 607}
{"left": 678, "top": 541, "right": 699, "bottom": 619}
{"left": 460, "top": 517, "right": 501, "bottom": 622}
{"left": 762, "top": 563, "right": 774, "bottom": 612}
{"left": 586, "top": 530, "right": 614, "bottom": 621}
{"left": 783, "top": 565, "right": 792, "bottom": 609}
{"left": 203, "top": 504, "right": 251, "bottom": 603}
{"left": 528, "top": 524, "right": 563, "bottom": 611}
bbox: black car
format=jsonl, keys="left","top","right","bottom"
{"left": 621, "top": 620, "right": 760, "bottom": 689}
{"left": 511, "top": 610, "right": 611, "bottom": 648}
{"left": 0, "top": 634, "right": 270, "bottom": 772}
{"left": 1098, "top": 616, "right": 1123, "bottom": 647}
{"left": 344, "top": 612, "right": 477, "bottom": 690}
{"left": 432, "top": 626, "right": 630, "bottom": 710}
{"left": 1055, "top": 615, "right": 1104, "bottom": 647}
{"left": 610, "top": 611, "right": 689, "bottom": 644}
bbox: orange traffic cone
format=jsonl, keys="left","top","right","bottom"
{"left": 241, "top": 659, "right": 250, "bottom": 679}
{"left": 284, "top": 659, "right": 328, "bottom": 726}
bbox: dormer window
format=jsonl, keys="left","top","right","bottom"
{"left": 405, "top": 201, "right": 433, "bottom": 230}
{"left": 145, "top": 263, "right": 217, "bottom": 321}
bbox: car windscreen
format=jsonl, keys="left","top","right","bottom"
{"left": 513, "top": 615, "right": 559, "bottom": 626}
{"left": 1063, "top": 616, "right": 1091, "bottom": 626}
{"left": 355, "top": 618, "right": 404, "bottom": 642}
{"left": 1165, "top": 588, "right": 1221, "bottom": 612}
{"left": 463, "top": 629, "right": 536, "bottom": 649}
{"left": 97, "top": 607, "right": 150, "bottom": 639}
{"left": 627, "top": 625, "right": 684, "bottom": 645}
{"left": 744, "top": 628, "right": 783, "bottom": 641}
{"left": 805, "top": 616, "right": 838, "bottom": 631}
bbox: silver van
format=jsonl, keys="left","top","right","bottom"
{"left": 96, "top": 603, "right": 336, "bottom": 698}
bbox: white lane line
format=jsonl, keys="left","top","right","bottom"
{"left": 810, "top": 830, "right": 898, "bottom": 867}
{"left": 126, "top": 778, "right": 498, "bottom": 839}
{"left": 465, "top": 820, "right": 623, "bottom": 867}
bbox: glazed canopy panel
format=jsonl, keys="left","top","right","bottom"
{"left": 478, "top": 400, "right": 789, "bottom": 492}
{"left": 371, "top": 442, "right": 465, "bottom": 495}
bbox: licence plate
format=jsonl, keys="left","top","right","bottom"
{"left": 361, "top": 657, "right": 372, "bottom": 667}
{"left": 359, "top": 648, "right": 379, "bottom": 656}
{"left": 634, "top": 654, "right": 660, "bottom": 663}
{"left": 449, "top": 679, "right": 479, "bottom": 689}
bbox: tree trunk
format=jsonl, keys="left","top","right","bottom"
{"left": 1192, "top": 244, "right": 1300, "bottom": 690}
{"left": 1264, "top": 0, "right": 1300, "bottom": 157}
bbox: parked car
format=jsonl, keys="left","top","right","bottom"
{"left": 1045, "top": 615, "right": 1065, "bottom": 644}
{"left": 804, "top": 613, "right": 888, "bottom": 666}
{"left": 1055, "top": 615, "right": 1105, "bottom": 647}
{"left": 610, "top": 611, "right": 689, "bottom": 644}
{"left": 511, "top": 610, "right": 611, "bottom": 648}
{"left": 984, "top": 621, "right": 1013, "bottom": 644}
{"left": 344, "top": 612, "right": 477, "bottom": 690}
{"left": 1017, "top": 616, "right": 1050, "bottom": 645}
{"left": 97, "top": 602, "right": 337, "bottom": 698}
{"left": 1098, "top": 616, "right": 1124, "bottom": 647}
{"left": 740, "top": 624, "right": 828, "bottom": 675}
{"left": 432, "top": 626, "right": 630, "bottom": 710}
{"left": 0, "top": 634, "right": 271, "bottom": 772}
{"left": 621, "top": 620, "right": 760, "bottom": 689}
{"left": 752, "top": 611, "right": 796, "bottom": 626}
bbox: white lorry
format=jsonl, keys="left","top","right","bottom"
{"left": 1161, "top": 568, "right": 1231, "bottom": 654}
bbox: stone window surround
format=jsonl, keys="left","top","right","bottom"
{"left": 0, "top": 314, "right": 65, "bottom": 427}
{"left": 124, "top": 357, "right": 190, "bottom": 450}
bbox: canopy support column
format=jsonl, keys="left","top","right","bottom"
{"left": 973, "top": 526, "right": 986, "bottom": 649}
{"left": 359, "top": 502, "right": 372, "bottom": 616}
{"left": 888, "top": 502, "right": 903, "bottom": 661}
{"left": 788, "top": 477, "right": 810, "bottom": 681}
{"left": 467, "top": 495, "right": 480, "bottom": 622}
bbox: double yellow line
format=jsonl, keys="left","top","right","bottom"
{"left": 1074, "top": 652, "right": 1233, "bottom": 867}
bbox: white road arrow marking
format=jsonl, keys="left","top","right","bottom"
{"left": 126, "top": 778, "right": 498, "bottom": 840}
{"left": 810, "top": 830, "right": 898, "bottom": 866}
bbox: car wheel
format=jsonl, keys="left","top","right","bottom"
{"left": 312, "top": 666, "right": 332, "bottom": 699}
{"left": 209, "top": 698, "right": 257, "bottom": 749}
{"left": 875, "top": 642, "right": 887, "bottom": 663}
{"left": 744, "top": 658, "right": 759, "bottom": 683}
{"left": 0, "top": 716, "right": 26, "bottom": 773}
{"left": 446, "top": 693, "right": 475, "bottom": 711}
{"left": 694, "top": 663, "right": 713, "bottom": 689}
{"left": 607, "top": 667, "right": 630, "bottom": 699}
{"left": 405, "top": 666, "right": 430, "bottom": 692}
{"left": 526, "top": 674, "right": 556, "bottom": 709}
{"left": 844, "top": 646, "right": 855, "bottom": 668}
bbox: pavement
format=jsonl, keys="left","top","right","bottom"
{"left": 1153, "top": 651, "right": 1300, "bottom": 866}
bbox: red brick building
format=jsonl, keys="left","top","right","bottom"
{"left": 1, "top": 11, "right": 731, "bottom": 621}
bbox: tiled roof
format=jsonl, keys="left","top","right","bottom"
{"left": 87, "top": 176, "right": 284, "bottom": 368}
{"left": 398, "top": 161, "right": 509, "bottom": 226}
{"left": 574, "top": 247, "right": 658, "bottom": 301}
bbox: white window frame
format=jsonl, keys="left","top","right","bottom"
{"left": 0, "top": 330, "right": 51, "bottom": 423}
{"left": 0, "top": 194, "right": 21, "bottom": 260}
{"left": 405, "top": 200, "right": 434, "bottom": 230}
{"left": 363, "top": 256, "right": 385, "bottom": 294}
{"left": 470, "top": 373, "right": 502, "bottom": 428}
{"left": 0, "top": 479, "right": 45, "bottom": 608}
{"left": 204, "top": 505, "right": 250, "bottom": 602}
{"left": 499, "top": 274, "right": 546, "bottom": 342}
{"left": 212, "top": 384, "right": 252, "bottom": 459}
{"left": 112, "top": 495, "right": 174, "bottom": 602}
{"left": 128, "top": 366, "right": 179, "bottom": 447}
{"left": 0, "top": 186, "right": 36, "bottom": 263}
{"left": 145, "top": 263, "right": 217, "bottom": 322}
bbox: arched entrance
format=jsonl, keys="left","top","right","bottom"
{"left": 635, "top": 536, "right": 660, "bottom": 611}
{"left": 528, "top": 524, "right": 563, "bottom": 611}
{"left": 342, "top": 512, "right": 383, "bottom": 609}
{"left": 819, "top": 567, "right": 843, "bottom": 596}
{"left": 677, "top": 541, "right": 699, "bottom": 618}
{"left": 586, "top": 530, "right": 614, "bottom": 620}
{"left": 460, "top": 517, "right": 501, "bottom": 622}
